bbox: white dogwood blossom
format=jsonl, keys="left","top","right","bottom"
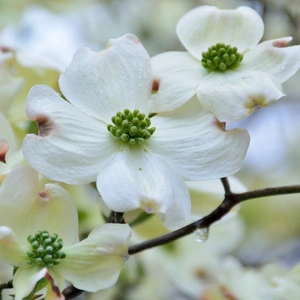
{"left": 22, "top": 34, "right": 249, "bottom": 230}
{"left": 151, "top": 5, "right": 300, "bottom": 122}
{"left": 0, "top": 166, "right": 131, "bottom": 300}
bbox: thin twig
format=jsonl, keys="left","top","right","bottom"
{"left": 0, "top": 280, "right": 13, "bottom": 290}
{"left": 220, "top": 177, "right": 232, "bottom": 195}
{"left": 128, "top": 184, "right": 300, "bottom": 255}
{"left": 107, "top": 211, "right": 125, "bottom": 224}
{"left": 62, "top": 184, "right": 300, "bottom": 298}
{"left": 63, "top": 286, "right": 83, "bottom": 299}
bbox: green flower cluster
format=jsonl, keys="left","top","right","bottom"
{"left": 108, "top": 109, "right": 156, "bottom": 145}
{"left": 26, "top": 231, "right": 66, "bottom": 267}
{"left": 201, "top": 43, "right": 243, "bottom": 71}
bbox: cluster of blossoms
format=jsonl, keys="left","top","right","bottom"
{"left": 1, "top": 4, "right": 300, "bottom": 299}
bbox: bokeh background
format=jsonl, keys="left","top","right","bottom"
{"left": 1, "top": 0, "right": 300, "bottom": 299}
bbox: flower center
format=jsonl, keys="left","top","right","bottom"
{"left": 107, "top": 109, "right": 156, "bottom": 145}
{"left": 201, "top": 43, "right": 243, "bottom": 71}
{"left": 26, "top": 231, "right": 66, "bottom": 267}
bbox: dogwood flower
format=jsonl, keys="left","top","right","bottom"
{"left": 151, "top": 5, "right": 300, "bottom": 122}
{"left": 22, "top": 34, "right": 249, "bottom": 230}
{"left": 0, "top": 166, "right": 131, "bottom": 300}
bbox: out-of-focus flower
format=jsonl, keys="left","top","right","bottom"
{"left": 126, "top": 216, "right": 245, "bottom": 300}
{"left": 103, "top": 177, "right": 247, "bottom": 300}
{"left": 151, "top": 5, "right": 300, "bottom": 122}
{"left": 0, "top": 46, "right": 62, "bottom": 138}
{"left": 22, "top": 34, "right": 249, "bottom": 230}
{"left": 214, "top": 258, "right": 300, "bottom": 300}
{"left": 0, "top": 166, "right": 132, "bottom": 300}
{"left": 0, "top": 50, "right": 23, "bottom": 113}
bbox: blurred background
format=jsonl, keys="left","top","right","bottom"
{"left": 1, "top": 0, "right": 300, "bottom": 299}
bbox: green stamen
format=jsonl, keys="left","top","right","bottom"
{"left": 26, "top": 230, "right": 66, "bottom": 267}
{"left": 201, "top": 43, "right": 243, "bottom": 71}
{"left": 108, "top": 109, "right": 156, "bottom": 145}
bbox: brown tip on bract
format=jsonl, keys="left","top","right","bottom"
{"left": 215, "top": 119, "right": 226, "bottom": 131}
{"left": 152, "top": 78, "right": 160, "bottom": 93}
{"left": 39, "top": 189, "right": 50, "bottom": 201}
{"left": 0, "top": 138, "right": 9, "bottom": 164}
{"left": 0, "top": 153, "right": 6, "bottom": 164}
{"left": 0, "top": 46, "right": 12, "bottom": 53}
{"left": 273, "top": 40, "right": 289, "bottom": 48}
{"left": 220, "top": 285, "right": 239, "bottom": 300}
{"left": 36, "top": 116, "right": 54, "bottom": 137}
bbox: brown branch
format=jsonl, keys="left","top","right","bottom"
{"left": 107, "top": 211, "right": 125, "bottom": 224}
{"left": 0, "top": 280, "right": 13, "bottom": 290}
{"left": 63, "top": 285, "right": 83, "bottom": 299}
{"left": 128, "top": 184, "right": 300, "bottom": 255}
{"left": 61, "top": 184, "right": 300, "bottom": 297}
{"left": 221, "top": 177, "right": 232, "bottom": 195}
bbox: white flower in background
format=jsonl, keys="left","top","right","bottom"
{"left": 0, "top": 49, "right": 23, "bottom": 113}
{"left": 126, "top": 217, "right": 245, "bottom": 300}
{"left": 151, "top": 5, "right": 300, "bottom": 122}
{"left": 0, "top": 46, "right": 62, "bottom": 134}
{"left": 22, "top": 34, "right": 249, "bottom": 230}
{"left": 0, "top": 166, "right": 132, "bottom": 300}
{"left": 216, "top": 258, "right": 300, "bottom": 300}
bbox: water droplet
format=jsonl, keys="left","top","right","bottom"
{"left": 194, "top": 227, "right": 209, "bottom": 243}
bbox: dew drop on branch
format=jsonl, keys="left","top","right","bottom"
{"left": 194, "top": 227, "right": 209, "bottom": 243}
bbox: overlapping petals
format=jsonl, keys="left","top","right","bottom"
{"left": 55, "top": 224, "right": 131, "bottom": 292}
{"left": 148, "top": 96, "right": 249, "bottom": 179}
{"left": 151, "top": 5, "right": 300, "bottom": 122}
{"left": 0, "top": 166, "right": 78, "bottom": 246}
{"left": 151, "top": 52, "right": 205, "bottom": 112}
{"left": 59, "top": 34, "right": 152, "bottom": 123}
{"left": 197, "top": 71, "right": 284, "bottom": 122}
{"left": 97, "top": 146, "right": 190, "bottom": 230}
{"left": 23, "top": 84, "right": 121, "bottom": 184}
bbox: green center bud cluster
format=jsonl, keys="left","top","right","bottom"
{"left": 26, "top": 231, "right": 66, "bottom": 267}
{"left": 107, "top": 109, "right": 156, "bottom": 145}
{"left": 201, "top": 43, "right": 243, "bottom": 71}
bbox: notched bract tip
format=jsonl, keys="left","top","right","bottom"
{"left": 35, "top": 116, "right": 54, "bottom": 137}
{"left": 152, "top": 78, "right": 160, "bottom": 93}
{"left": 0, "top": 138, "right": 9, "bottom": 164}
